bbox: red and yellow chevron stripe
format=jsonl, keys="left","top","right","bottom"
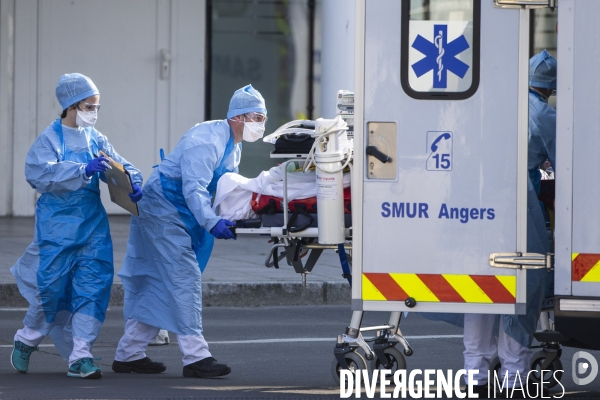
{"left": 362, "top": 273, "right": 516, "bottom": 304}
{"left": 572, "top": 253, "right": 600, "bottom": 282}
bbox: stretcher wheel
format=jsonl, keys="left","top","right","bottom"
{"left": 372, "top": 346, "right": 407, "bottom": 374}
{"left": 331, "top": 351, "right": 368, "bottom": 386}
{"left": 530, "top": 351, "right": 563, "bottom": 388}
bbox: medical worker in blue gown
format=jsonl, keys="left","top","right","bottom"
{"left": 10, "top": 73, "right": 143, "bottom": 379}
{"left": 528, "top": 49, "right": 556, "bottom": 197}
{"left": 463, "top": 51, "right": 556, "bottom": 397}
{"left": 112, "top": 85, "right": 267, "bottom": 378}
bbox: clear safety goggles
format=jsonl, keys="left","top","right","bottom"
{"left": 245, "top": 112, "right": 267, "bottom": 123}
{"left": 79, "top": 102, "right": 101, "bottom": 112}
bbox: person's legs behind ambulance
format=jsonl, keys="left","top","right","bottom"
{"left": 464, "top": 181, "right": 551, "bottom": 398}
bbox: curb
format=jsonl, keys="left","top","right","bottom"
{"left": 1, "top": 282, "right": 351, "bottom": 308}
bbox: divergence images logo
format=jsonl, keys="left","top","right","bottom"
{"left": 411, "top": 24, "right": 470, "bottom": 89}
{"left": 572, "top": 351, "right": 598, "bottom": 386}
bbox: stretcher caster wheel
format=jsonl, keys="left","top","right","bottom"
{"left": 530, "top": 351, "right": 563, "bottom": 388}
{"left": 404, "top": 347, "right": 413, "bottom": 357}
{"left": 331, "top": 351, "right": 368, "bottom": 385}
{"left": 371, "top": 346, "right": 407, "bottom": 374}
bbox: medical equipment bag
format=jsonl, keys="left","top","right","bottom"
{"left": 273, "top": 134, "right": 315, "bottom": 154}
{"left": 251, "top": 187, "right": 351, "bottom": 215}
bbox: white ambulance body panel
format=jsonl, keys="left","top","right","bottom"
{"left": 556, "top": 0, "right": 600, "bottom": 299}
{"left": 354, "top": 1, "right": 529, "bottom": 313}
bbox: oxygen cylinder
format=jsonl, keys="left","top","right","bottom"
{"left": 315, "top": 117, "right": 347, "bottom": 244}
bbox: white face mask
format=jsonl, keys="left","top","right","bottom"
{"left": 242, "top": 121, "right": 265, "bottom": 142}
{"left": 76, "top": 109, "right": 98, "bottom": 127}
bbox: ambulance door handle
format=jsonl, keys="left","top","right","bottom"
{"left": 489, "top": 252, "right": 554, "bottom": 270}
{"left": 160, "top": 49, "right": 171, "bottom": 80}
{"left": 494, "top": 0, "right": 555, "bottom": 10}
{"left": 366, "top": 146, "right": 392, "bottom": 163}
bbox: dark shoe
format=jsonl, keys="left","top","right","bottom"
{"left": 469, "top": 383, "right": 494, "bottom": 398}
{"left": 183, "top": 357, "right": 231, "bottom": 378}
{"left": 526, "top": 383, "right": 551, "bottom": 399}
{"left": 501, "top": 383, "right": 550, "bottom": 399}
{"left": 112, "top": 357, "right": 167, "bottom": 374}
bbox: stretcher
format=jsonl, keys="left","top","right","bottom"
{"left": 233, "top": 156, "right": 414, "bottom": 380}
{"left": 235, "top": 158, "right": 352, "bottom": 285}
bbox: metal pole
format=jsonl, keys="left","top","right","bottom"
{"left": 307, "top": 0, "right": 315, "bottom": 120}
{"left": 205, "top": 0, "right": 213, "bottom": 120}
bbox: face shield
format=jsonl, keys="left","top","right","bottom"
{"left": 241, "top": 113, "right": 267, "bottom": 142}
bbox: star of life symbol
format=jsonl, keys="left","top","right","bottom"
{"left": 411, "top": 24, "right": 470, "bottom": 89}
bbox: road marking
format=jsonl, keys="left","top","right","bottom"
{"left": 207, "top": 335, "right": 463, "bottom": 345}
{"left": 0, "top": 335, "right": 463, "bottom": 348}
{"left": 0, "top": 308, "right": 116, "bottom": 312}
{"left": 172, "top": 385, "right": 340, "bottom": 395}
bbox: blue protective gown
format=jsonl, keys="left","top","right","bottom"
{"left": 502, "top": 178, "right": 551, "bottom": 347}
{"left": 528, "top": 90, "right": 556, "bottom": 195}
{"left": 11, "top": 119, "right": 142, "bottom": 360}
{"left": 118, "top": 120, "right": 240, "bottom": 336}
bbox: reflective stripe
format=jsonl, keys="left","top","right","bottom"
{"left": 496, "top": 275, "right": 517, "bottom": 298}
{"left": 362, "top": 273, "right": 516, "bottom": 303}
{"left": 417, "top": 274, "right": 463, "bottom": 302}
{"left": 572, "top": 253, "right": 600, "bottom": 282}
{"left": 391, "top": 273, "right": 439, "bottom": 302}
{"left": 443, "top": 274, "right": 492, "bottom": 304}
{"left": 361, "top": 274, "right": 387, "bottom": 301}
{"left": 470, "top": 275, "right": 516, "bottom": 304}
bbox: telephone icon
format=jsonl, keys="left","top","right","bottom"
{"left": 431, "top": 133, "right": 451, "bottom": 152}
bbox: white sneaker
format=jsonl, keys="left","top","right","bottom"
{"left": 148, "top": 329, "right": 170, "bottom": 346}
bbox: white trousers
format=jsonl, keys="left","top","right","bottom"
{"left": 14, "top": 326, "right": 92, "bottom": 366}
{"left": 114, "top": 319, "right": 211, "bottom": 366}
{"left": 150, "top": 329, "right": 170, "bottom": 345}
{"left": 464, "top": 314, "right": 532, "bottom": 388}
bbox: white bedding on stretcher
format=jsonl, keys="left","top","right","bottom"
{"left": 213, "top": 165, "right": 351, "bottom": 221}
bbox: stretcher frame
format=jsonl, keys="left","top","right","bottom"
{"left": 236, "top": 158, "right": 351, "bottom": 285}
{"left": 236, "top": 155, "right": 412, "bottom": 378}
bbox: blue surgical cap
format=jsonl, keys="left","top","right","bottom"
{"left": 529, "top": 50, "right": 557, "bottom": 90}
{"left": 56, "top": 73, "right": 99, "bottom": 110}
{"left": 227, "top": 84, "right": 267, "bottom": 119}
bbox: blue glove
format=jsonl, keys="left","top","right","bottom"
{"left": 85, "top": 156, "right": 110, "bottom": 178}
{"left": 129, "top": 183, "right": 143, "bottom": 203}
{"left": 210, "top": 219, "right": 236, "bottom": 240}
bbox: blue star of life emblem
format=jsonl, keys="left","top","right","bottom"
{"left": 411, "top": 24, "right": 470, "bottom": 89}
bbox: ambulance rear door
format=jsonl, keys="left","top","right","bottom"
{"left": 352, "top": 0, "right": 534, "bottom": 314}
{"left": 555, "top": 0, "right": 600, "bottom": 309}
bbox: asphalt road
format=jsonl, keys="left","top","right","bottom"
{"left": 0, "top": 306, "right": 599, "bottom": 399}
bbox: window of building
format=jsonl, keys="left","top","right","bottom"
{"left": 207, "top": 0, "right": 316, "bottom": 177}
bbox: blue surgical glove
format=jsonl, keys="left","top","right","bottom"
{"left": 129, "top": 183, "right": 143, "bottom": 203}
{"left": 210, "top": 219, "right": 236, "bottom": 240}
{"left": 85, "top": 156, "right": 110, "bottom": 178}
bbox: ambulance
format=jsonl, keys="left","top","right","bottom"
{"left": 331, "top": 0, "right": 600, "bottom": 386}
